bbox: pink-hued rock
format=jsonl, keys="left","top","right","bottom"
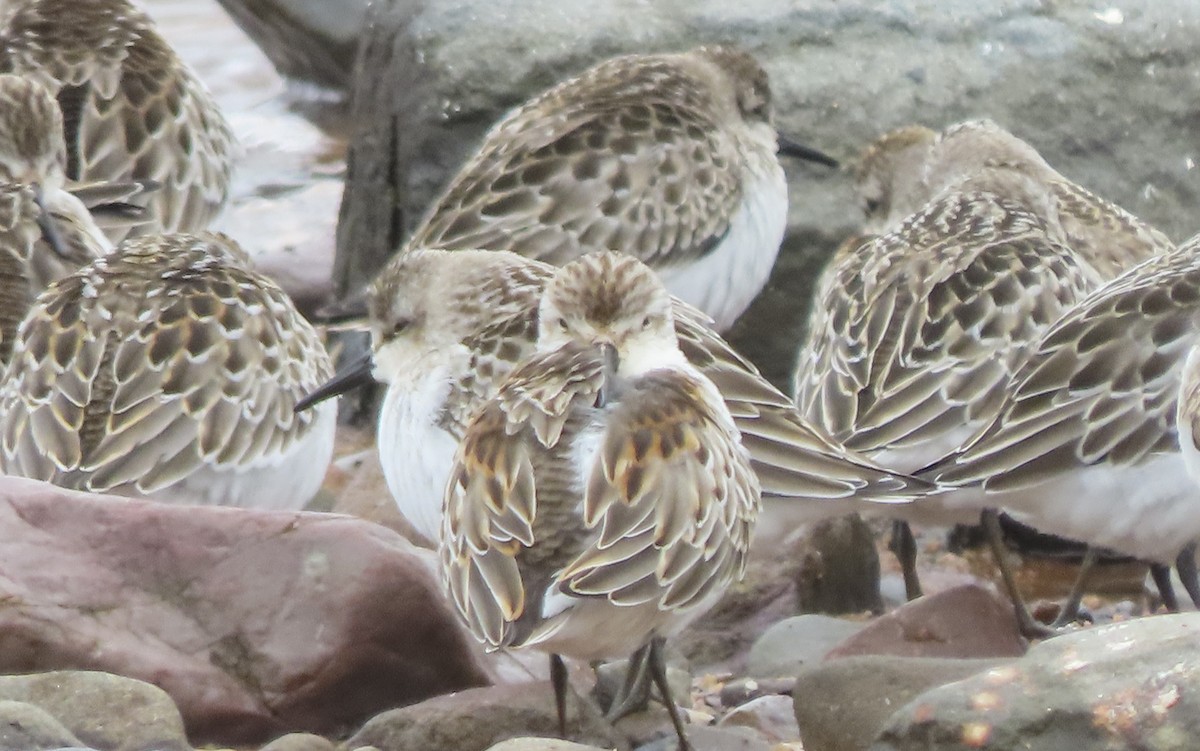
{"left": 0, "top": 477, "right": 490, "bottom": 745}
{"left": 825, "top": 584, "right": 1028, "bottom": 660}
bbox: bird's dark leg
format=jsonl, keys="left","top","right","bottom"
{"left": 981, "top": 509, "right": 1053, "bottom": 639}
{"left": 1051, "top": 546, "right": 1098, "bottom": 627}
{"left": 1175, "top": 542, "right": 1200, "bottom": 610}
{"left": 550, "top": 653, "right": 569, "bottom": 739}
{"left": 1149, "top": 562, "right": 1179, "bottom": 613}
{"left": 603, "top": 643, "right": 653, "bottom": 722}
{"left": 648, "top": 636, "right": 692, "bottom": 751}
{"left": 888, "top": 519, "right": 923, "bottom": 600}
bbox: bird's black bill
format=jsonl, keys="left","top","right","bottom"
{"left": 596, "top": 342, "right": 619, "bottom": 408}
{"left": 32, "top": 186, "right": 70, "bottom": 259}
{"left": 295, "top": 350, "right": 375, "bottom": 413}
{"left": 777, "top": 135, "right": 840, "bottom": 168}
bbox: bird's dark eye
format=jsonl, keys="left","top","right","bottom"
{"left": 642, "top": 316, "right": 652, "bottom": 329}
{"left": 864, "top": 198, "right": 881, "bottom": 215}
{"left": 558, "top": 318, "right": 569, "bottom": 332}
{"left": 389, "top": 318, "right": 411, "bottom": 338}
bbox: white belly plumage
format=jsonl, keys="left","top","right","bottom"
{"left": 982, "top": 453, "right": 1200, "bottom": 564}
{"left": 377, "top": 372, "right": 458, "bottom": 543}
{"left": 656, "top": 169, "right": 787, "bottom": 332}
{"left": 161, "top": 400, "right": 338, "bottom": 511}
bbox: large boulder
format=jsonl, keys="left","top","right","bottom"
{"left": 0, "top": 477, "right": 489, "bottom": 746}
{"left": 872, "top": 613, "right": 1200, "bottom": 750}
{"left": 793, "top": 656, "right": 1008, "bottom": 751}
{"left": 318, "top": 0, "right": 1200, "bottom": 386}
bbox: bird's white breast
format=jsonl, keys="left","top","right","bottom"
{"left": 656, "top": 166, "right": 788, "bottom": 331}
{"left": 377, "top": 367, "right": 460, "bottom": 543}
{"left": 166, "top": 399, "right": 338, "bottom": 511}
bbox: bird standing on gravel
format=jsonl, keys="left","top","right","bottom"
{"left": 441, "top": 251, "right": 760, "bottom": 750}
{"left": 794, "top": 121, "right": 1105, "bottom": 612}
{"left": 404, "top": 45, "right": 837, "bottom": 331}
{"left": 0, "top": 0, "right": 236, "bottom": 241}
{"left": 823, "top": 119, "right": 1176, "bottom": 612}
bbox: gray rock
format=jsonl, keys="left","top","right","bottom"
{"left": 213, "top": 0, "right": 364, "bottom": 91}
{"left": 872, "top": 613, "right": 1200, "bottom": 750}
{"left": 719, "top": 695, "right": 800, "bottom": 742}
{"left": 746, "top": 615, "right": 866, "bottom": 678}
{"left": 259, "top": 733, "right": 336, "bottom": 751}
{"left": 0, "top": 671, "right": 189, "bottom": 751}
{"left": 635, "top": 725, "right": 772, "bottom": 751}
{"left": 330, "top": 0, "right": 1200, "bottom": 389}
{"left": 487, "top": 740, "right": 610, "bottom": 751}
{"left": 346, "top": 683, "right": 624, "bottom": 751}
{"left": 0, "top": 700, "right": 85, "bottom": 751}
{"left": 793, "top": 656, "right": 1007, "bottom": 751}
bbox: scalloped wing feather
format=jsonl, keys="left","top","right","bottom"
{"left": 928, "top": 238, "right": 1200, "bottom": 488}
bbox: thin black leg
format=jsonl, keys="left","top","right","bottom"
{"left": 604, "top": 643, "right": 653, "bottom": 722}
{"left": 981, "top": 509, "right": 1053, "bottom": 639}
{"left": 889, "top": 519, "right": 923, "bottom": 600}
{"left": 1149, "top": 562, "right": 1180, "bottom": 612}
{"left": 1176, "top": 542, "right": 1200, "bottom": 610}
{"left": 1051, "top": 546, "right": 1097, "bottom": 627}
{"left": 550, "top": 653, "right": 569, "bottom": 739}
{"left": 648, "top": 637, "right": 691, "bottom": 751}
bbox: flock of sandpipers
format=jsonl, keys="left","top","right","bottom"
{"left": 0, "top": 1, "right": 1198, "bottom": 748}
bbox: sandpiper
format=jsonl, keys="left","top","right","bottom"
{"left": 441, "top": 251, "right": 759, "bottom": 749}
{"left": 840, "top": 119, "right": 1177, "bottom": 605}
{"left": 0, "top": 0, "right": 236, "bottom": 241}
{"left": 0, "top": 232, "right": 336, "bottom": 509}
{"left": 794, "top": 122, "right": 1105, "bottom": 601}
{"left": 404, "top": 45, "right": 837, "bottom": 331}
{"left": 0, "top": 73, "right": 110, "bottom": 363}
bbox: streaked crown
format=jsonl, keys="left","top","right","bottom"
{"left": 0, "top": 74, "right": 65, "bottom": 185}
{"left": 538, "top": 251, "right": 675, "bottom": 352}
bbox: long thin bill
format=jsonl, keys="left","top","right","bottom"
{"left": 777, "top": 135, "right": 840, "bottom": 168}
{"left": 295, "top": 350, "right": 375, "bottom": 412}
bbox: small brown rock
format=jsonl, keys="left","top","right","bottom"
{"left": 825, "top": 584, "right": 1027, "bottom": 659}
{"left": 792, "top": 514, "right": 883, "bottom": 616}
